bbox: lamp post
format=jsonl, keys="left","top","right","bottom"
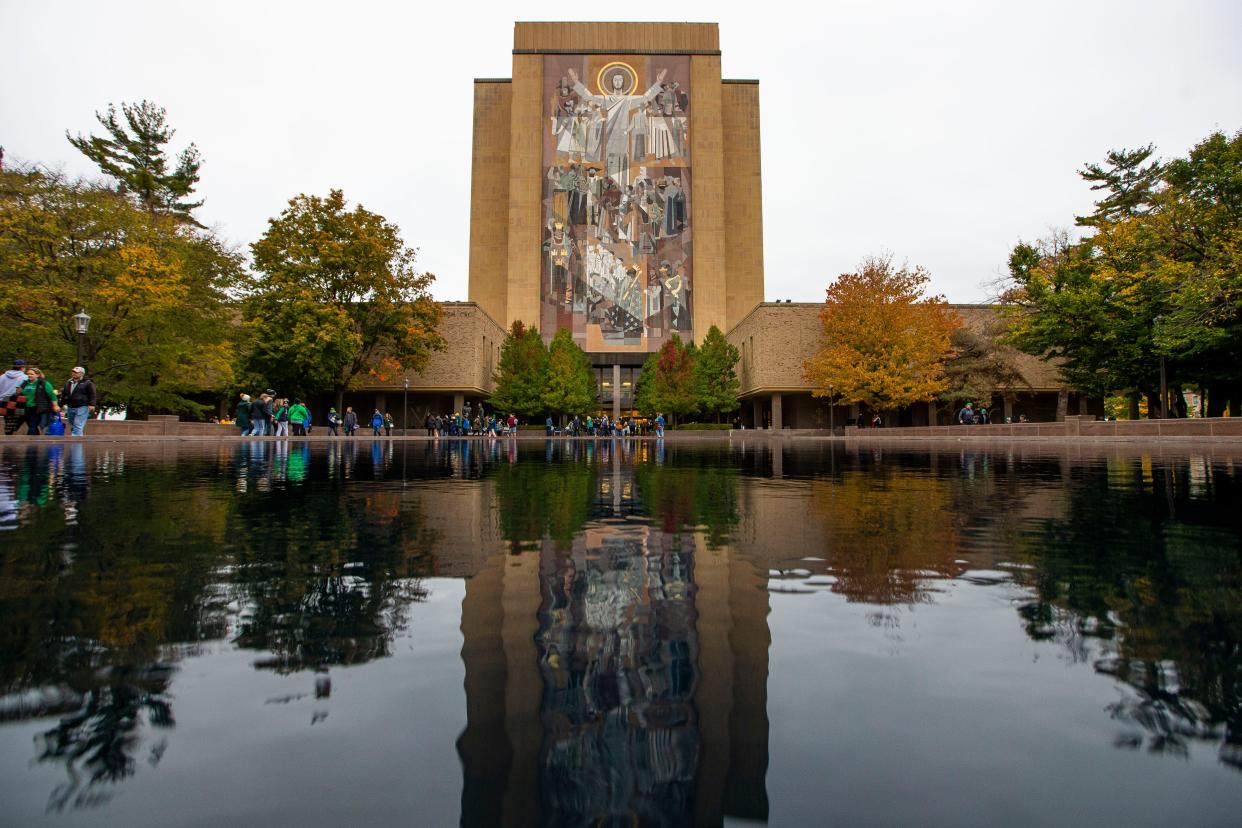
{"left": 72, "top": 309, "right": 91, "bottom": 368}
{"left": 402, "top": 378, "right": 409, "bottom": 437}
{"left": 1154, "top": 315, "right": 1168, "bottom": 419}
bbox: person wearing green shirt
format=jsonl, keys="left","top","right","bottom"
{"left": 288, "top": 399, "right": 310, "bottom": 436}
{"left": 20, "top": 368, "right": 59, "bottom": 435}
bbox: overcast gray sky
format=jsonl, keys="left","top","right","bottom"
{"left": 3, "top": 0, "right": 1240, "bottom": 304}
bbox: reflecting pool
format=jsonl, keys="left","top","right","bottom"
{"left": 0, "top": 439, "right": 1240, "bottom": 826}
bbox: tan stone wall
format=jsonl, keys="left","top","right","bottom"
{"left": 726, "top": 302, "right": 1064, "bottom": 397}
{"left": 468, "top": 81, "right": 512, "bottom": 326}
{"left": 505, "top": 54, "right": 544, "bottom": 330}
{"left": 722, "top": 82, "right": 765, "bottom": 332}
{"left": 360, "top": 303, "right": 506, "bottom": 394}
{"left": 689, "top": 54, "right": 727, "bottom": 345}
{"left": 513, "top": 22, "right": 719, "bottom": 52}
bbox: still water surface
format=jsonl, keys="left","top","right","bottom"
{"left": 0, "top": 439, "right": 1240, "bottom": 826}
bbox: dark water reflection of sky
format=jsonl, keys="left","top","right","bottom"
{"left": 0, "top": 439, "right": 1240, "bottom": 827}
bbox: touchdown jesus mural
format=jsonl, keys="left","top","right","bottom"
{"left": 541, "top": 54, "right": 692, "bottom": 351}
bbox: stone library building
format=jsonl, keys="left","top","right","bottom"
{"left": 346, "top": 22, "right": 1087, "bottom": 429}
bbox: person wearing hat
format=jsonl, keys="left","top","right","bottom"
{"left": 61, "top": 367, "right": 97, "bottom": 437}
{"left": 0, "top": 359, "right": 27, "bottom": 436}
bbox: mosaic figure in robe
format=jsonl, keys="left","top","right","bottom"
{"left": 568, "top": 67, "right": 666, "bottom": 185}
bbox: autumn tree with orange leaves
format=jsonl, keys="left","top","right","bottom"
{"left": 804, "top": 255, "right": 961, "bottom": 414}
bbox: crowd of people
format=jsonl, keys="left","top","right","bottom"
{"left": 1, "top": 359, "right": 98, "bottom": 437}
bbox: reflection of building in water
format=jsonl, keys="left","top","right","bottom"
{"left": 456, "top": 462, "right": 771, "bottom": 826}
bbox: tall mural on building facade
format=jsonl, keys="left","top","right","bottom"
{"left": 541, "top": 55, "right": 692, "bottom": 351}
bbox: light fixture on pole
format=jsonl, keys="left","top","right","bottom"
{"left": 1154, "top": 315, "right": 1168, "bottom": 419}
{"left": 403, "top": 378, "right": 409, "bottom": 437}
{"left": 72, "top": 309, "right": 91, "bottom": 368}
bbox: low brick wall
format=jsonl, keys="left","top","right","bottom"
{"left": 838, "top": 415, "right": 1242, "bottom": 440}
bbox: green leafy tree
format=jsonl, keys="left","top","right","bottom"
{"left": 1004, "top": 130, "right": 1242, "bottom": 416}
{"left": 67, "top": 100, "right": 203, "bottom": 221}
{"left": 243, "top": 190, "right": 445, "bottom": 408}
{"left": 489, "top": 321, "right": 548, "bottom": 419}
{"left": 0, "top": 164, "right": 241, "bottom": 414}
{"left": 692, "top": 325, "right": 740, "bottom": 421}
{"left": 542, "top": 328, "right": 595, "bottom": 421}
{"left": 635, "top": 334, "right": 698, "bottom": 425}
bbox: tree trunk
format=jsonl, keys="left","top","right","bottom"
{"left": 1127, "top": 391, "right": 1141, "bottom": 421}
{"left": 1172, "top": 384, "right": 1188, "bottom": 418}
{"left": 334, "top": 386, "right": 345, "bottom": 414}
{"left": 1055, "top": 388, "right": 1069, "bottom": 422}
{"left": 1206, "top": 383, "right": 1227, "bottom": 417}
{"left": 1145, "top": 391, "right": 1161, "bottom": 419}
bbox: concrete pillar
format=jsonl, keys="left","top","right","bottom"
{"left": 752, "top": 398, "right": 763, "bottom": 430}
{"left": 1003, "top": 394, "right": 1014, "bottom": 424}
{"left": 612, "top": 363, "right": 621, "bottom": 421}
{"left": 453, "top": 392, "right": 465, "bottom": 415}
{"left": 926, "top": 401, "right": 937, "bottom": 427}
{"left": 771, "top": 393, "right": 783, "bottom": 431}
{"left": 848, "top": 403, "right": 859, "bottom": 427}
{"left": 374, "top": 392, "right": 387, "bottom": 418}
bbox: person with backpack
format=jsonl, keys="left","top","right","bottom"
{"left": 60, "top": 367, "right": 97, "bottom": 437}
{"left": 327, "top": 407, "right": 342, "bottom": 436}
{"left": 371, "top": 409, "right": 384, "bottom": 436}
{"left": 288, "top": 399, "right": 310, "bottom": 436}
{"left": 2, "top": 359, "right": 29, "bottom": 436}
{"left": 19, "top": 367, "right": 59, "bottom": 435}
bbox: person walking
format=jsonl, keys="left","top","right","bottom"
{"left": 371, "top": 409, "right": 384, "bottom": 436}
{"left": 327, "top": 407, "right": 341, "bottom": 436}
{"left": 1, "top": 359, "right": 28, "bottom": 436}
{"left": 60, "top": 367, "right": 97, "bottom": 437}
{"left": 384, "top": 412, "right": 394, "bottom": 436}
{"left": 273, "top": 398, "right": 290, "bottom": 437}
{"left": 546, "top": 415, "right": 554, "bottom": 437}
{"left": 957, "top": 402, "right": 974, "bottom": 425}
{"left": 235, "top": 393, "right": 252, "bottom": 436}
{"left": 655, "top": 412, "right": 665, "bottom": 438}
{"left": 289, "top": 399, "right": 310, "bottom": 436}
{"left": 20, "top": 367, "right": 59, "bottom": 435}
{"left": 343, "top": 406, "right": 358, "bottom": 436}
{"left": 249, "top": 392, "right": 272, "bottom": 436}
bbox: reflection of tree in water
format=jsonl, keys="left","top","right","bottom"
{"left": 634, "top": 456, "right": 739, "bottom": 549}
{"left": 228, "top": 479, "right": 436, "bottom": 672}
{"left": 0, "top": 444, "right": 439, "bottom": 809}
{"left": 536, "top": 531, "right": 699, "bottom": 825}
{"left": 1008, "top": 456, "right": 1242, "bottom": 772}
{"left": 35, "top": 664, "right": 174, "bottom": 812}
{"left": 804, "top": 469, "right": 962, "bottom": 606}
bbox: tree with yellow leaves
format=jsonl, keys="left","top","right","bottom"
{"left": 0, "top": 163, "right": 242, "bottom": 414}
{"left": 803, "top": 255, "right": 961, "bottom": 414}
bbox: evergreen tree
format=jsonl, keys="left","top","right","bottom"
{"left": 542, "top": 329, "right": 595, "bottom": 420}
{"left": 1075, "top": 145, "right": 1163, "bottom": 227}
{"left": 489, "top": 321, "right": 549, "bottom": 419}
{"left": 693, "top": 325, "right": 740, "bottom": 421}
{"left": 67, "top": 101, "right": 203, "bottom": 221}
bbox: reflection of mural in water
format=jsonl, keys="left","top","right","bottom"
{"left": 541, "top": 54, "right": 692, "bottom": 351}
{"left": 536, "top": 528, "right": 699, "bottom": 825}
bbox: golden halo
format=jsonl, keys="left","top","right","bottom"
{"left": 596, "top": 61, "right": 638, "bottom": 95}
